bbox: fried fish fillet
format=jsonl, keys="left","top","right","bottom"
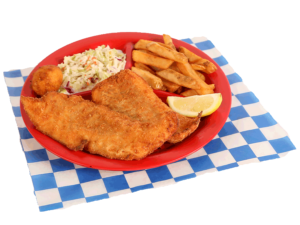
{"left": 91, "top": 69, "right": 201, "bottom": 144}
{"left": 21, "top": 92, "right": 178, "bottom": 160}
{"left": 167, "top": 113, "right": 202, "bottom": 144}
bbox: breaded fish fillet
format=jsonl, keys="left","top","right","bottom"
{"left": 167, "top": 113, "right": 202, "bottom": 144}
{"left": 91, "top": 69, "right": 200, "bottom": 144}
{"left": 21, "top": 92, "right": 178, "bottom": 160}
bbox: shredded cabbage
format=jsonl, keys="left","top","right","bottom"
{"left": 57, "top": 45, "right": 126, "bottom": 94}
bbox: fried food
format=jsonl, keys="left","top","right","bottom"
{"left": 132, "top": 34, "right": 218, "bottom": 96}
{"left": 132, "top": 50, "right": 174, "bottom": 69}
{"left": 175, "top": 86, "right": 183, "bottom": 95}
{"left": 146, "top": 42, "right": 188, "bottom": 63}
{"left": 168, "top": 113, "right": 202, "bottom": 144}
{"left": 176, "top": 62, "right": 214, "bottom": 95}
{"left": 193, "top": 58, "right": 217, "bottom": 74}
{"left": 134, "top": 39, "right": 173, "bottom": 50}
{"left": 181, "top": 89, "right": 198, "bottom": 97}
{"left": 169, "top": 62, "right": 181, "bottom": 73}
{"left": 92, "top": 69, "right": 201, "bottom": 144}
{"left": 156, "top": 69, "right": 199, "bottom": 89}
{"left": 131, "top": 67, "right": 164, "bottom": 90}
{"left": 160, "top": 77, "right": 181, "bottom": 93}
{"left": 31, "top": 65, "right": 63, "bottom": 96}
{"left": 191, "top": 63, "right": 206, "bottom": 72}
{"left": 163, "top": 34, "right": 176, "bottom": 50}
{"left": 178, "top": 46, "right": 217, "bottom": 74}
{"left": 134, "top": 62, "right": 156, "bottom": 75}
{"left": 149, "top": 65, "right": 164, "bottom": 72}
{"left": 195, "top": 70, "right": 206, "bottom": 81}
{"left": 21, "top": 91, "right": 178, "bottom": 160}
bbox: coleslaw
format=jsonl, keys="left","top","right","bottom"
{"left": 57, "top": 45, "right": 126, "bottom": 94}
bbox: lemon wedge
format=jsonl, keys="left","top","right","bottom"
{"left": 167, "top": 93, "right": 222, "bottom": 117}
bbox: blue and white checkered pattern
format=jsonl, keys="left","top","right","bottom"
{"left": 3, "top": 37, "right": 296, "bottom": 212}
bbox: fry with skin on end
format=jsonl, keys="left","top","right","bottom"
{"left": 132, "top": 50, "right": 174, "bottom": 69}
{"left": 163, "top": 34, "right": 176, "bottom": 50}
{"left": 134, "top": 39, "right": 173, "bottom": 50}
{"left": 191, "top": 64, "right": 206, "bottom": 72}
{"left": 160, "top": 77, "right": 181, "bottom": 93}
{"left": 156, "top": 69, "right": 199, "bottom": 89}
{"left": 178, "top": 46, "right": 217, "bottom": 74}
{"left": 147, "top": 42, "right": 188, "bottom": 63}
{"left": 131, "top": 67, "right": 164, "bottom": 90}
{"left": 193, "top": 58, "right": 217, "bottom": 74}
{"left": 181, "top": 89, "right": 198, "bottom": 97}
{"left": 176, "top": 62, "right": 214, "bottom": 95}
{"left": 134, "top": 62, "right": 156, "bottom": 75}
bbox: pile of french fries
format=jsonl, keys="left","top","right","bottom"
{"left": 131, "top": 34, "right": 217, "bottom": 97}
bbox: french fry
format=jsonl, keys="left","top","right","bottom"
{"left": 132, "top": 50, "right": 174, "bottom": 69}
{"left": 134, "top": 62, "right": 156, "bottom": 75}
{"left": 178, "top": 46, "right": 217, "bottom": 74}
{"left": 134, "top": 39, "right": 173, "bottom": 50}
{"left": 131, "top": 67, "right": 164, "bottom": 90}
{"left": 175, "top": 86, "right": 183, "bottom": 94}
{"left": 163, "top": 34, "right": 176, "bottom": 50}
{"left": 160, "top": 77, "right": 181, "bottom": 93}
{"left": 209, "top": 84, "right": 215, "bottom": 89}
{"left": 136, "top": 49, "right": 159, "bottom": 56}
{"left": 178, "top": 46, "right": 201, "bottom": 63}
{"left": 169, "top": 62, "right": 181, "bottom": 73}
{"left": 181, "top": 89, "right": 198, "bottom": 97}
{"left": 195, "top": 70, "right": 206, "bottom": 81}
{"left": 149, "top": 66, "right": 164, "bottom": 72}
{"left": 176, "top": 62, "right": 214, "bottom": 95}
{"left": 146, "top": 42, "right": 188, "bottom": 63}
{"left": 156, "top": 69, "right": 199, "bottom": 89}
{"left": 193, "top": 58, "right": 217, "bottom": 74}
{"left": 132, "top": 35, "right": 218, "bottom": 96}
{"left": 191, "top": 64, "right": 206, "bottom": 72}
{"left": 161, "top": 86, "right": 167, "bottom": 91}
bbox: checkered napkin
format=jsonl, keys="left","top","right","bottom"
{"left": 3, "top": 37, "right": 296, "bottom": 212}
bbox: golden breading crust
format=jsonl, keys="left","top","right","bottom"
{"left": 92, "top": 69, "right": 200, "bottom": 144}
{"left": 21, "top": 92, "right": 178, "bottom": 160}
{"left": 31, "top": 65, "right": 63, "bottom": 96}
{"left": 167, "top": 113, "right": 201, "bottom": 144}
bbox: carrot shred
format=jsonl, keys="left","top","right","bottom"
{"left": 86, "top": 64, "right": 91, "bottom": 71}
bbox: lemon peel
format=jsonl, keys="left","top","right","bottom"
{"left": 167, "top": 93, "right": 222, "bottom": 117}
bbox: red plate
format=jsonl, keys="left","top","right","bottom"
{"left": 20, "top": 32, "right": 231, "bottom": 171}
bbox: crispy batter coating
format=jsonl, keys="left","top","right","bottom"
{"left": 167, "top": 113, "right": 201, "bottom": 144}
{"left": 91, "top": 69, "right": 200, "bottom": 144}
{"left": 21, "top": 92, "right": 178, "bottom": 160}
{"left": 31, "top": 65, "right": 63, "bottom": 96}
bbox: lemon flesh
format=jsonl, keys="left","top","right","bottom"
{"left": 167, "top": 93, "right": 222, "bottom": 117}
